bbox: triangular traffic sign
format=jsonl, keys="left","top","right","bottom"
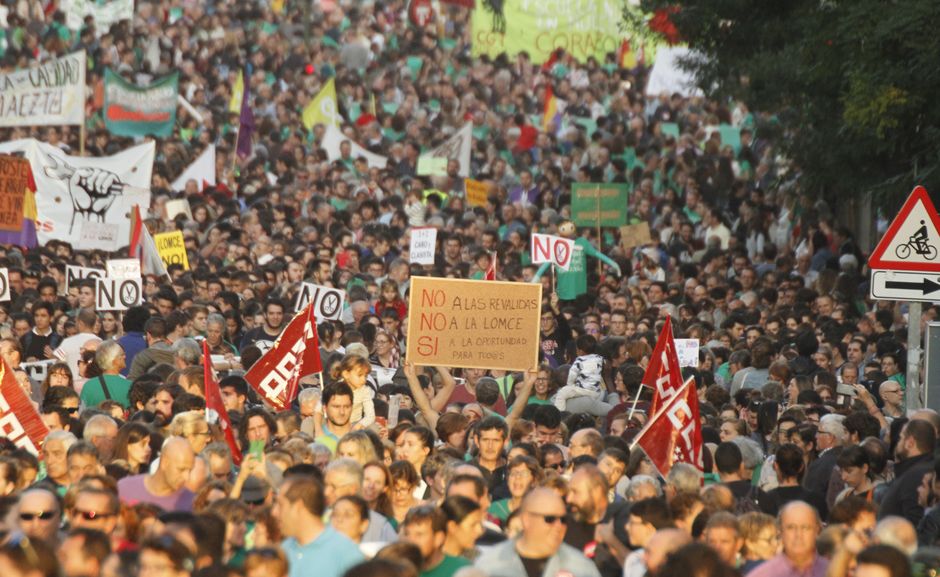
{"left": 869, "top": 186, "right": 940, "bottom": 272}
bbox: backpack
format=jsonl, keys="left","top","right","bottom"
{"left": 734, "top": 484, "right": 762, "bottom": 514}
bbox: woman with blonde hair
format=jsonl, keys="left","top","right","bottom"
{"left": 738, "top": 512, "right": 779, "bottom": 573}
{"left": 337, "top": 431, "right": 380, "bottom": 466}
{"left": 168, "top": 411, "right": 213, "bottom": 454}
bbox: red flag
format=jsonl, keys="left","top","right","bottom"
{"left": 0, "top": 356, "right": 48, "bottom": 455}
{"left": 244, "top": 303, "right": 323, "bottom": 410}
{"left": 632, "top": 376, "right": 703, "bottom": 476}
{"left": 283, "top": 303, "right": 317, "bottom": 407}
{"left": 643, "top": 316, "right": 683, "bottom": 417}
{"left": 203, "top": 340, "right": 242, "bottom": 465}
{"left": 484, "top": 251, "right": 497, "bottom": 280}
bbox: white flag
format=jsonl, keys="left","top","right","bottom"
{"left": 172, "top": 145, "right": 216, "bottom": 192}
{"left": 420, "top": 122, "right": 472, "bottom": 177}
{"left": 320, "top": 124, "right": 388, "bottom": 169}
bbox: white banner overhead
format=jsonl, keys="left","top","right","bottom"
{"left": 0, "top": 50, "right": 86, "bottom": 127}
{"left": 61, "top": 0, "right": 134, "bottom": 33}
{"left": 320, "top": 124, "right": 388, "bottom": 169}
{"left": 419, "top": 122, "right": 472, "bottom": 178}
{"left": 0, "top": 139, "right": 153, "bottom": 248}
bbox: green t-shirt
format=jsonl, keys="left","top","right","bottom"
{"left": 80, "top": 374, "right": 132, "bottom": 408}
{"left": 421, "top": 555, "right": 470, "bottom": 577}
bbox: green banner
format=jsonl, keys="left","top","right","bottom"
{"left": 472, "top": 0, "right": 627, "bottom": 64}
{"left": 571, "top": 183, "right": 629, "bottom": 227}
{"left": 104, "top": 68, "right": 179, "bottom": 138}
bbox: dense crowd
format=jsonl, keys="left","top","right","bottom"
{"left": 0, "top": 1, "right": 935, "bottom": 577}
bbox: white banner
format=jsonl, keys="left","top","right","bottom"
{"left": 171, "top": 145, "right": 215, "bottom": 192}
{"left": 0, "top": 139, "right": 153, "bottom": 248}
{"left": 62, "top": 0, "right": 134, "bottom": 33}
{"left": 320, "top": 124, "right": 388, "bottom": 169}
{"left": 419, "top": 122, "right": 472, "bottom": 178}
{"left": 0, "top": 51, "right": 86, "bottom": 127}
{"left": 409, "top": 227, "right": 437, "bottom": 265}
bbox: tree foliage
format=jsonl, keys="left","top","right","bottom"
{"left": 633, "top": 0, "right": 940, "bottom": 209}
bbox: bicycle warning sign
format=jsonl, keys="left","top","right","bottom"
{"left": 869, "top": 186, "right": 940, "bottom": 273}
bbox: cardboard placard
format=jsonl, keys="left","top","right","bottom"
{"left": 78, "top": 221, "right": 121, "bottom": 251}
{"left": 165, "top": 199, "right": 193, "bottom": 221}
{"left": 95, "top": 277, "right": 143, "bottom": 311}
{"left": 406, "top": 277, "right": 541, "bottom": 371}
{"left": 531, "top": 233, "right": 574, "bottom": 271}
{"left": 409, "top": 227, "right": 437, "bottom": 265}
{"left": 66, "top": 265, "right": 105, "bottom": 293}
{"left": 675, "top": 339, "right": 700, "bottom": 367}
{"left": 0, "top": 268, "right": 9, "bottom": 302}
{"left": 571, "top": 183, "right": 629, "bottom": 227}
{"left": 619, "top": 222, "right": 652, "bottom": 250}
{"left": 465, "top": 178, "right": 490, "bottom": 207}
{"left": 153, "top": 230, "right": 190, "bottom": 270}
{"left": 0, "top": 156, "right": 29, "bottom": 232}
{"left": 106, "top": 258, "right": 141, "bottom": 279}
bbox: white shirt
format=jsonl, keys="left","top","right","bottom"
{"left": 53, "top": 332, "right": 101, "bottom": 382}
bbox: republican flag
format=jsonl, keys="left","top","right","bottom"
{"left": 643, "top": 316, "right": 683, "bottom": 417}
{"left": 235, "top": 69, "right": 255, "bottom": 161}
{"left": 128, "top": 205, "right": 169, "bottom": 278}
{"left": 0, "top": 161, "right": 38, "bottom": 249}
{"left": 171, "top": 145, "right": 216, "bottom": 192}
{"left": 244, "top": 303, "right": 323, "bottom": 411}
{"left": 632, "top": 376, "right": 703, "bottom": 476}
{"left": 203, "top": 340, "right": 242, "bottom": 465}
{"left": 542, "top": 84, "right": 559, "bottom": 134}
{"left": 617, "top": 39, "right": 639, "bottom": 69}
{"left": 484, "top": 251, "right": 497, "bottom": 281}
{"left": 0, "top": 355, "right": 48, "bottom": 455}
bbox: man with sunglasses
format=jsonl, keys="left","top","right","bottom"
{"left": 16, "top": 487, "right": 62, "bottom": 546}
{"left": 67, "top": 486, "right": 122, "bottom": 550}
{"left": 475, "top": 487, "right": 600, "bottom": 577}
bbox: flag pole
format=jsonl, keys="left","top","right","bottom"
{"left": 627, "top": 387, "right": 643, "bottom": 422}
{"left": 596, "top": 184, "right": 602, "bottom": 279}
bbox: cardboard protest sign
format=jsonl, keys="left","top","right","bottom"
{"left": 531, "top": 233, "right": 574, "bottom": 271}
{"left": 96, "top": 277, "right": 143, "bottom": 311}
{"left": 0, "top": 268, "right": 8, "bottom": 302}
{"left": 0, "top": 51, "right": 86, "bottom": 127}
{"left": 465, "top": 178, "right": 490, "bottom": 207}
{"left": 21, "top": 360, "right": 55, "bottom": 384}
{"left": 410, "top": 227, "right": 437, "bottom": 265}
{"left": 406, "top": 277, "right": 542, "bottom": 371}
{"left": 79, "top": 221, "right": 121, "bottom": 251}
{"left": 0, "top": 357, "right": 49, "bottom": 454}
{"left": 106, "top": 258, "right": 141, "bottom": 279}
{"left": 153, "top": 230, "right": 190, "bottom": 270}
{"left": 164, "top": 199, "right": 193, "bottom": 221}
{"left": 0, "top": 156, "right": 29, "bottom": 232}
{"left": 66, "top": 265, "right": 105, "bottom": 293}
{"left": 675, "top": 339, "right": 700, "bottom": 367}
{"left": 619, "top": 222, "right": 652, "bottom": 250}
{"left": 417, "top": 156, "right": 448, "bottom": 177}
{"left": 294, "top": 282, "right": 346, "bottom": 319}
{"left": 571, "top": 183, "right": 629, "bottom": 227}
{"left": 104, "top": 69, "right": 179, "bottom": 138}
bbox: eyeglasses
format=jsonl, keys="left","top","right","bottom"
{"left": 528, "top": 512, "right": 567, "bottom": 525}
{"left": 75, "top": 510, "right": 116, "bottom": 520}
{"left": 18, "top": 511, "right": 57, "bottom": 521}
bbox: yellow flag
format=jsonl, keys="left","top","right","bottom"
{"left": 229, "top": 71, "right": 244, "bottom": 114}
{"left": 302, "top": 78, "right": 340, "bottom": 131}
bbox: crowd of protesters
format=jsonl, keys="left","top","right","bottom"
{"left": 0, "top": 1, "right": 937, "bottom": 577}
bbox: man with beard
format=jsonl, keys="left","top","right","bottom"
{"left": 564, "top": 465, "right": 628, "bottom": 577}
{"left": 879, "top": 419, "right": 935, "bottom": 525}
{"left": 314, "top": 382, "right": 354, "bottom": 454}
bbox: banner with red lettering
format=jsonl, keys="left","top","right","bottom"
{"left": 643, "top": 315, "right": 683, "bottom": 417}
{"left": 0, "top": 357, "right": 48, "bottom": 454}
{"left": 203, "top": 340, "right": 242, "bottom": 465}
{"left": 632, "top": 376, "right": 703, "bottom": 476}
{"left": 244, "top": 303, "right": 323, "bottom": 410}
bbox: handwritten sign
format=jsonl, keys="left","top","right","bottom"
{"left": 78, "top": 221, "right": 120, "bottom": 251}
{"left": 409, "top": 227, "right": 437, "bottom": 266}
{"left": 571, "top": 183, "right": 629, "bottom": 227}
{"left": 675, "top": 339, "right": 700, "bottom": 368}
{"left": 620, "top": 222, "right": 652, "bottom": 250}
{"left": 106, "top": 258, "right": 141, "bottom": 279}
{"left": 153, "top": 230, "right": 190, "bottom": 270}
{"left": 165, "top": 199, "right": 192, "bottom": 221}
{"left": 0, "top": 156, "right": 28, "bottom": 231}
{"left": 406, "top": 277, "right": 541, "bottom": 371}
{"left": 465, "top": 178, "right": 490, "bottom": 207}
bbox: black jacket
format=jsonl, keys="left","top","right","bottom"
{"left": 879, "top": 452, "right": 935, "bottom": 526}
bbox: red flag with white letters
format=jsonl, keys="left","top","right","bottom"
{"left": 244, "top": 303, "right": 322, "bottom": 410}
{"left": 643, "top": 316, "right": 683, "bottom": 417}
{"left": 0, "top": 357, "right": 48, "bottom": 455}
{"left": 632, "top": 376, "right": 703, "bottom": 475}
{"left": 203, "top": 340, "right": 242, "bottom": 465}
